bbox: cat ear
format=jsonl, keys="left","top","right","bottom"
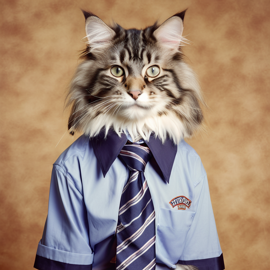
{"left": 154, "top": 10, "right": 187, "bottom": 50}
{"left": 82, "top": 10, "right": 115, "bottom": 50}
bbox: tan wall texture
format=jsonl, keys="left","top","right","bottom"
{"left": 0, "top": 0, "right": 269, "bottom": 269}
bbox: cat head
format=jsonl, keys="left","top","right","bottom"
{"left": 67, "top": 10, "right": 203, "bottom": 144}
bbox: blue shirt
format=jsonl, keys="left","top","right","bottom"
{"left": 34, "top": 130, "right": 224, "bottom": 270}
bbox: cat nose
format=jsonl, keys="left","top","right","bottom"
{"left": 125, "top": 76, "right": 145, "bottom": 100}
{"left": 128, "top": 90, "right": 142, "bottom": 100}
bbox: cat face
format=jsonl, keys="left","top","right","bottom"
{"left": 67, "top": 11, "right": 203, "bottom": 143}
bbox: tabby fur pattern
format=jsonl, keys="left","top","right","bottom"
{"left": 67, "top": 10, "right": 203, "bottom": 145}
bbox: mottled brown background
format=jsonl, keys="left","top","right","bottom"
{"left": 0, "top": 0, "right": 269, "bottom": 269}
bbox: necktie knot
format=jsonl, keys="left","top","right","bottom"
{"left": 119, "top": 144, "right": 151, "bottom": 172}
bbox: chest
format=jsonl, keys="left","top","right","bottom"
{"left": 81, "top": 152, "right": 196, "bottom": 263}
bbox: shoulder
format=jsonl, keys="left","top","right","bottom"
{"left": 177, "top": 139, "right": 201, "bottom": 164}
{"left": 54, "top": 135, "right": 94, "bottom": 171}
{"left": 178, "top": 139, "right": 200, "bottom": 156}
{"left": 176, "top": 140, "right": 207, "bottom": 186}
{"left": 51, "top": 135, "right": 97, "bottom": 191}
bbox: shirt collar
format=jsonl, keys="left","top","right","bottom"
{"left": 90, "top": 129, "right": 177, "bottom": 183}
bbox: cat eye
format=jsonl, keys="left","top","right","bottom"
{"left": 111, "top": 66, "right": 124, "bottom": 77}
{"left": 146, "top": 65, "right": 160, "bottom": 78}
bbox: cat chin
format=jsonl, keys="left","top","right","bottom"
{"left": 80, "top": 111, "right": 191, "bottom": 144}
{"left": 119, "top": 106, "right": 152, "bottom": 121}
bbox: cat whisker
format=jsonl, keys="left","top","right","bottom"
{"left": 102, "top": 103, "right": 116, "bottom": 114}
{"left": 71, "top": 96, "right": 112, "bottom": 115}
{"left": 91, "top": 100, "right": 113, "bottom": 112}
{"left": 69, "top": 107, "right": 92, "bottom": 131}
{"left": 169, "top": 101, "right": 202, "bottom": 111}
{"left": 180, "top": 35, "right": 189, "bottom": 46}
{"left": 68, "top": 96, "right": 109, "bottom": 116}
{"left": 112, "top": 103, "right": 122, "bottom": 116}
{"left": 111, "top": 104, "right": 120, "bottom": 116}
{"left": 104, "top": 101, "right": 120, "bottom": 115}
{"left": 71, "top": 102, "right": 94, "bottom": 116}
{"left": 90, "top": 95, "right": 112, "bottom": 99}
{"left": 112, "top": 101, "right": 123, "bottom": 114}
{"left": 91, "top": 99, "right": 110, "bottom": 107}
{"left": 68, "top": 106, "right": 90, "bottom": 126}
{"left": 55, "top": 130, "right": 68, "bottom": 148}
{"left": 68, "top": 100, "right": 112, "bottom": 126}
{"left": 92, "top": 99, "right": 120, "bottom": 111}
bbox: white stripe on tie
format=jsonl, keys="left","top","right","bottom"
{"left": 128, "top": 144, "right": 150, "bottom": 153}
{"left": 142, "top": 258, "right": 156, "bottom": 270}
{"left": 116, "top": 236, "right": 156, "bottom": 270}
{"left": 117, "top": 198, "right": 152, "bottom": 233}
{"left": 116, "top": 211, "right": 155, "bottom": 254}
{"left": 118, "top": 180, "right": 148, "bottom": 216}
{"left": 120, "top": 150, "right": 146, "bottom": 167}
{"left": 121, "top": 171, "right": 139, "bottom": 195}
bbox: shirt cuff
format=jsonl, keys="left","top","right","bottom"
{"left": 156, "top": 263, "right": 173, "bottom": 270}
{"left": 177, "top": 253, "right": 225, "bottom": 270}
{"left": 35, "top": 241, "right": 93, "bottom": 269}
{"left": 34, "top": 255, "right": 92, "bottom": 270}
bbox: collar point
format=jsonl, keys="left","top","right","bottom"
{"left": 101, "top": 166, "right": 108, "bottom": 178}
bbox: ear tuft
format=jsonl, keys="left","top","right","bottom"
{"left": 81, "top": 9, "right": 97, "bottom": 20}
{"left": 154, "top": 10, "right": 187, "bottom": 50}
{"left": 173, "top": 9, "right": 187, "bottom": 22}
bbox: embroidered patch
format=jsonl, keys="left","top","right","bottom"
{"left": 169, "top": 196, "right": 191, "bottom": 210}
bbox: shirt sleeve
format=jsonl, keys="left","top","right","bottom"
{"left": 34, "top": 164, "right": 93, "bottom": 270}
{"left": 177, "top": 163, "right": 225, "bottom": 269}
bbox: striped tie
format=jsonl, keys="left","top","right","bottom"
{"left": 116, "top": 143, "right": 156, "bottom": 270}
